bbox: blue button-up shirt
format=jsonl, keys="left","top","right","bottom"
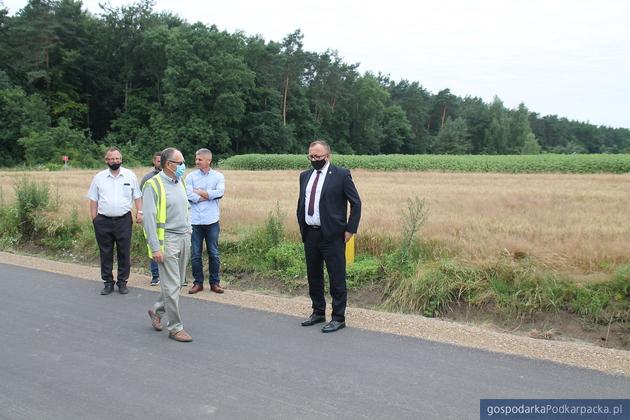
{"left": 185, "top": 168, "right": 225, "bottom": 225}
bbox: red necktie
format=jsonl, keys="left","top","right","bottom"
{"left": 307, "top": 170, "right": 321, "bottom": 216}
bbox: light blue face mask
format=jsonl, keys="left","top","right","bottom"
{"left": 175, "top": 163, "right": 186, "bottom": 178}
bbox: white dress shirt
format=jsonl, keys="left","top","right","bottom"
{"left": 304, "top": 161, "right": 330, "bottom": 227}
{"left": 87, "top": 167, "right": 141, "bottom": 217}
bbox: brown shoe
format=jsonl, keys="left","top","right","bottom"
{"left": 210, "top": 283, "right": 224, "bottom": 294}
{"left": 188, "top": 283, "right": 203, "bottom": 294}
{"left": 169, "top": 329, "right": 193, "bottom": 342}
{"left": 147, "top": 309, "right": 163, "bottom": 331}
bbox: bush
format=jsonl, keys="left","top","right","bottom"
{"left": 384, "top": 260, "right": 482, "bottom": 317}
{"left": 346, "top": 256, "right": 381, "bottom": 290}
{"left": 18, "top": 118, "right": 100, "bottom": 168}
{"left": 265, "top": 241, "right": 305, "bottom": 277}
{"left": 36, "top": 209, "right": 81, "bottom": 250}
{"left": 0, "top": 205, "right": 20, "bottom": 248}
{"left": 14, "top": 178, "right": 51, "bottom": 241}
{"left": 265, "top": 202, "right": 285, "bottom": 247}
{"left": 566, "top": 266, "right": 630, "bottom": 323}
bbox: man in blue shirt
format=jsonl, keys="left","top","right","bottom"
{"left": 186, "top": 148, "right": 226, "bottom": 294}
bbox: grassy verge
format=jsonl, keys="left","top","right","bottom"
{"left": 1, "top": 178, "right": 628, "bottom": 348}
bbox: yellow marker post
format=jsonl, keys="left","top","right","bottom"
{"left": 345, "top": 235, "right": 355, "bottom": 266}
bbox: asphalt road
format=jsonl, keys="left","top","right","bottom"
{"left": 0, "top": 263, "right": 628, "bottom": 420}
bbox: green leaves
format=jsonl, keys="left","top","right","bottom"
{"left": 18, "top": 117, "right": 98, "bottom": 167}
{"left": 221, "top": 153, "right": 630, "bottom": 173}
{"left": 1, "top": 1, "right": 630, "bottom": 167}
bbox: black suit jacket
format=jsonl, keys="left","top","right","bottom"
{"left": 297, "top": 164, "right": 361, "bottom": 242}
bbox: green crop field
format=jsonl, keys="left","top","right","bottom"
{"left": 220, "top": 153, "right": 630, "bottom": 173}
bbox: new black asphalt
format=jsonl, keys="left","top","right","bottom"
{"left": 0, "top": 263, "right": 628, "bottom": 419}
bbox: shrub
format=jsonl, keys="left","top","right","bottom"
{"left": 265, "top": 241, "right": 305, "bottom": 277}
{"left": 399, "top": 196, "right": 428, "bottom": 265}
{"left": 36, "top": 208, "right": 82, "bottom": 250}
{"left": 0, "top": 205, "right": 20, "bottom": 248}
{"left": 346, "top": 256, "right": 381, "bottom": 290}
{"left": 265, "top": 202, "right": 285, "bottom": 247}
{"left": 14, "top": 178, "right": 51, "bottom": 241}
{"left": 18, "top": 118, "right": 100, "bottom": 168}
{"left": 384, "top": 260, "right": 483, "bottom": 317}
{"left": 569, "top": 287, "right": 611, "bottom": 322}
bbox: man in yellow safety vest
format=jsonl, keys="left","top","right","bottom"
{"left": 142, "top": 147, "right": 193, "bottom": 342}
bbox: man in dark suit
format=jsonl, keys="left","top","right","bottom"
{"left": 297, "top": 140, "right": 361, "bottom": 333}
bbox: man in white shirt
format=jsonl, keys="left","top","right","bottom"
{"left": 87, "top": 147, "right": 143, "bottom": 295}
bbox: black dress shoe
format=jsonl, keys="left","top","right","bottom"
{"left": 321, "top": 320, "right": 345, "bottom": 333}
{"left": 101, "top": 285, "right": 114, "bottom": 295}
{"left": 118, "top": 284, "right": 129, "bottom": 294}
{"left": 301, "top": 314, "right": 325, "bottom": 326}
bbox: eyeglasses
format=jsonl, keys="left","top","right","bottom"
{"left": 307, "top": 154, "right": 327, "bottom": 162}
{"left": 168, "top": 160, "right": 185, "bottom": 165}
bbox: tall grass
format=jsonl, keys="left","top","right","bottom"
{"left": 0, "top": 177, "right": 627, "bottom": 328}
{"left": 14, "top": 178, "right": 51, "bottom": 241}
{"left": 1, "top": 168, "right": 630, "bottom": 274}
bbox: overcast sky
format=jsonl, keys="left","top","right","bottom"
{"left": 4, "top": 0, "right": 630, "bottom": 128}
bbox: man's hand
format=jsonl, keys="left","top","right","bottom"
{"left": 135, "top": 212, "right": 143, "bottom": 224}
{"left": 152, "top": 250, "right": 164, "bottom": 263}
{"left": 193, "top": 188, "right": 208, "bottom": 201}
{"left": 344, "top": 232, "right": 354, "bottom": 243}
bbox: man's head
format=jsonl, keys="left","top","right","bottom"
{"left": 104, "top": 147, "right": 122, "bottom": 171}
{"left": 308, "top": 140, "right": 331, "bottom": 170}
{"left": 160, "top": 147, "right": 185, "bottom": 178}
{"left": 195, "top": 148, "right": 213, "bottom": 171}
{"left": 152, "top": 152, "right": 161, "bottom": 170}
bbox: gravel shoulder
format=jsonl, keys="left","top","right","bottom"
{"left": 2, "top": 251, "right": 628, "bottom": 377}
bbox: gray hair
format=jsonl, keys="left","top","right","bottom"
{"left": 309, "top": 140, "right": 331, "bottom": 154}
{"left": 160, "top": 147, "right": 179, "bottom": 169}
{"left": 196, "top": 148, "right": 213, "bottom": 159}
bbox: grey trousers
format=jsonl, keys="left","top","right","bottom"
{"left": 153, "top": 232, "right": 191, "bottom": 333}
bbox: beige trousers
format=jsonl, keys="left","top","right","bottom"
{"left": 153, "top": 232, "right": 191, "bottom": 333}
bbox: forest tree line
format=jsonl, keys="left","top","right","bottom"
{"left": 1, "top": 0, "right": 629, "bottom": 167}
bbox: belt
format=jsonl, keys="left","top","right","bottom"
{"left": 99, "top": 212, "right": 130, "bottom": 220}
{"left": 307, "top": 225, "right": 321, "bottom": 230}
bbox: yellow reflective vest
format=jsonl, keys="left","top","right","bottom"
{"left": 142, "top": 175, "right": 187, "bottom": 258}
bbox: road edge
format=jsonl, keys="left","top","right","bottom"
{"left": 1, "top": 250, "right": 628, "bottom": 377}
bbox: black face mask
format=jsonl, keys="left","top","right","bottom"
{"left": 311, "top": 159, "right": 326, "bottom": 170}
{"left": 108, "top": 162, "right": 121, "bottom": 171}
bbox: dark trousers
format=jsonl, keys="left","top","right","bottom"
{"left": 191, "top": 222, "right": 221, "bottom": 285}
{"left": 149, "top": 259, "right": 159, "bottom": 279}
{"left": 304, "top": 227, "right": 347, "bottom": 322}
{"left": 93, "top": 212, "right": 132, "bottom": 286}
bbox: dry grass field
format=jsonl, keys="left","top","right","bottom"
{"left": 1, "top": 168, "right": 629, "bottom": 275}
